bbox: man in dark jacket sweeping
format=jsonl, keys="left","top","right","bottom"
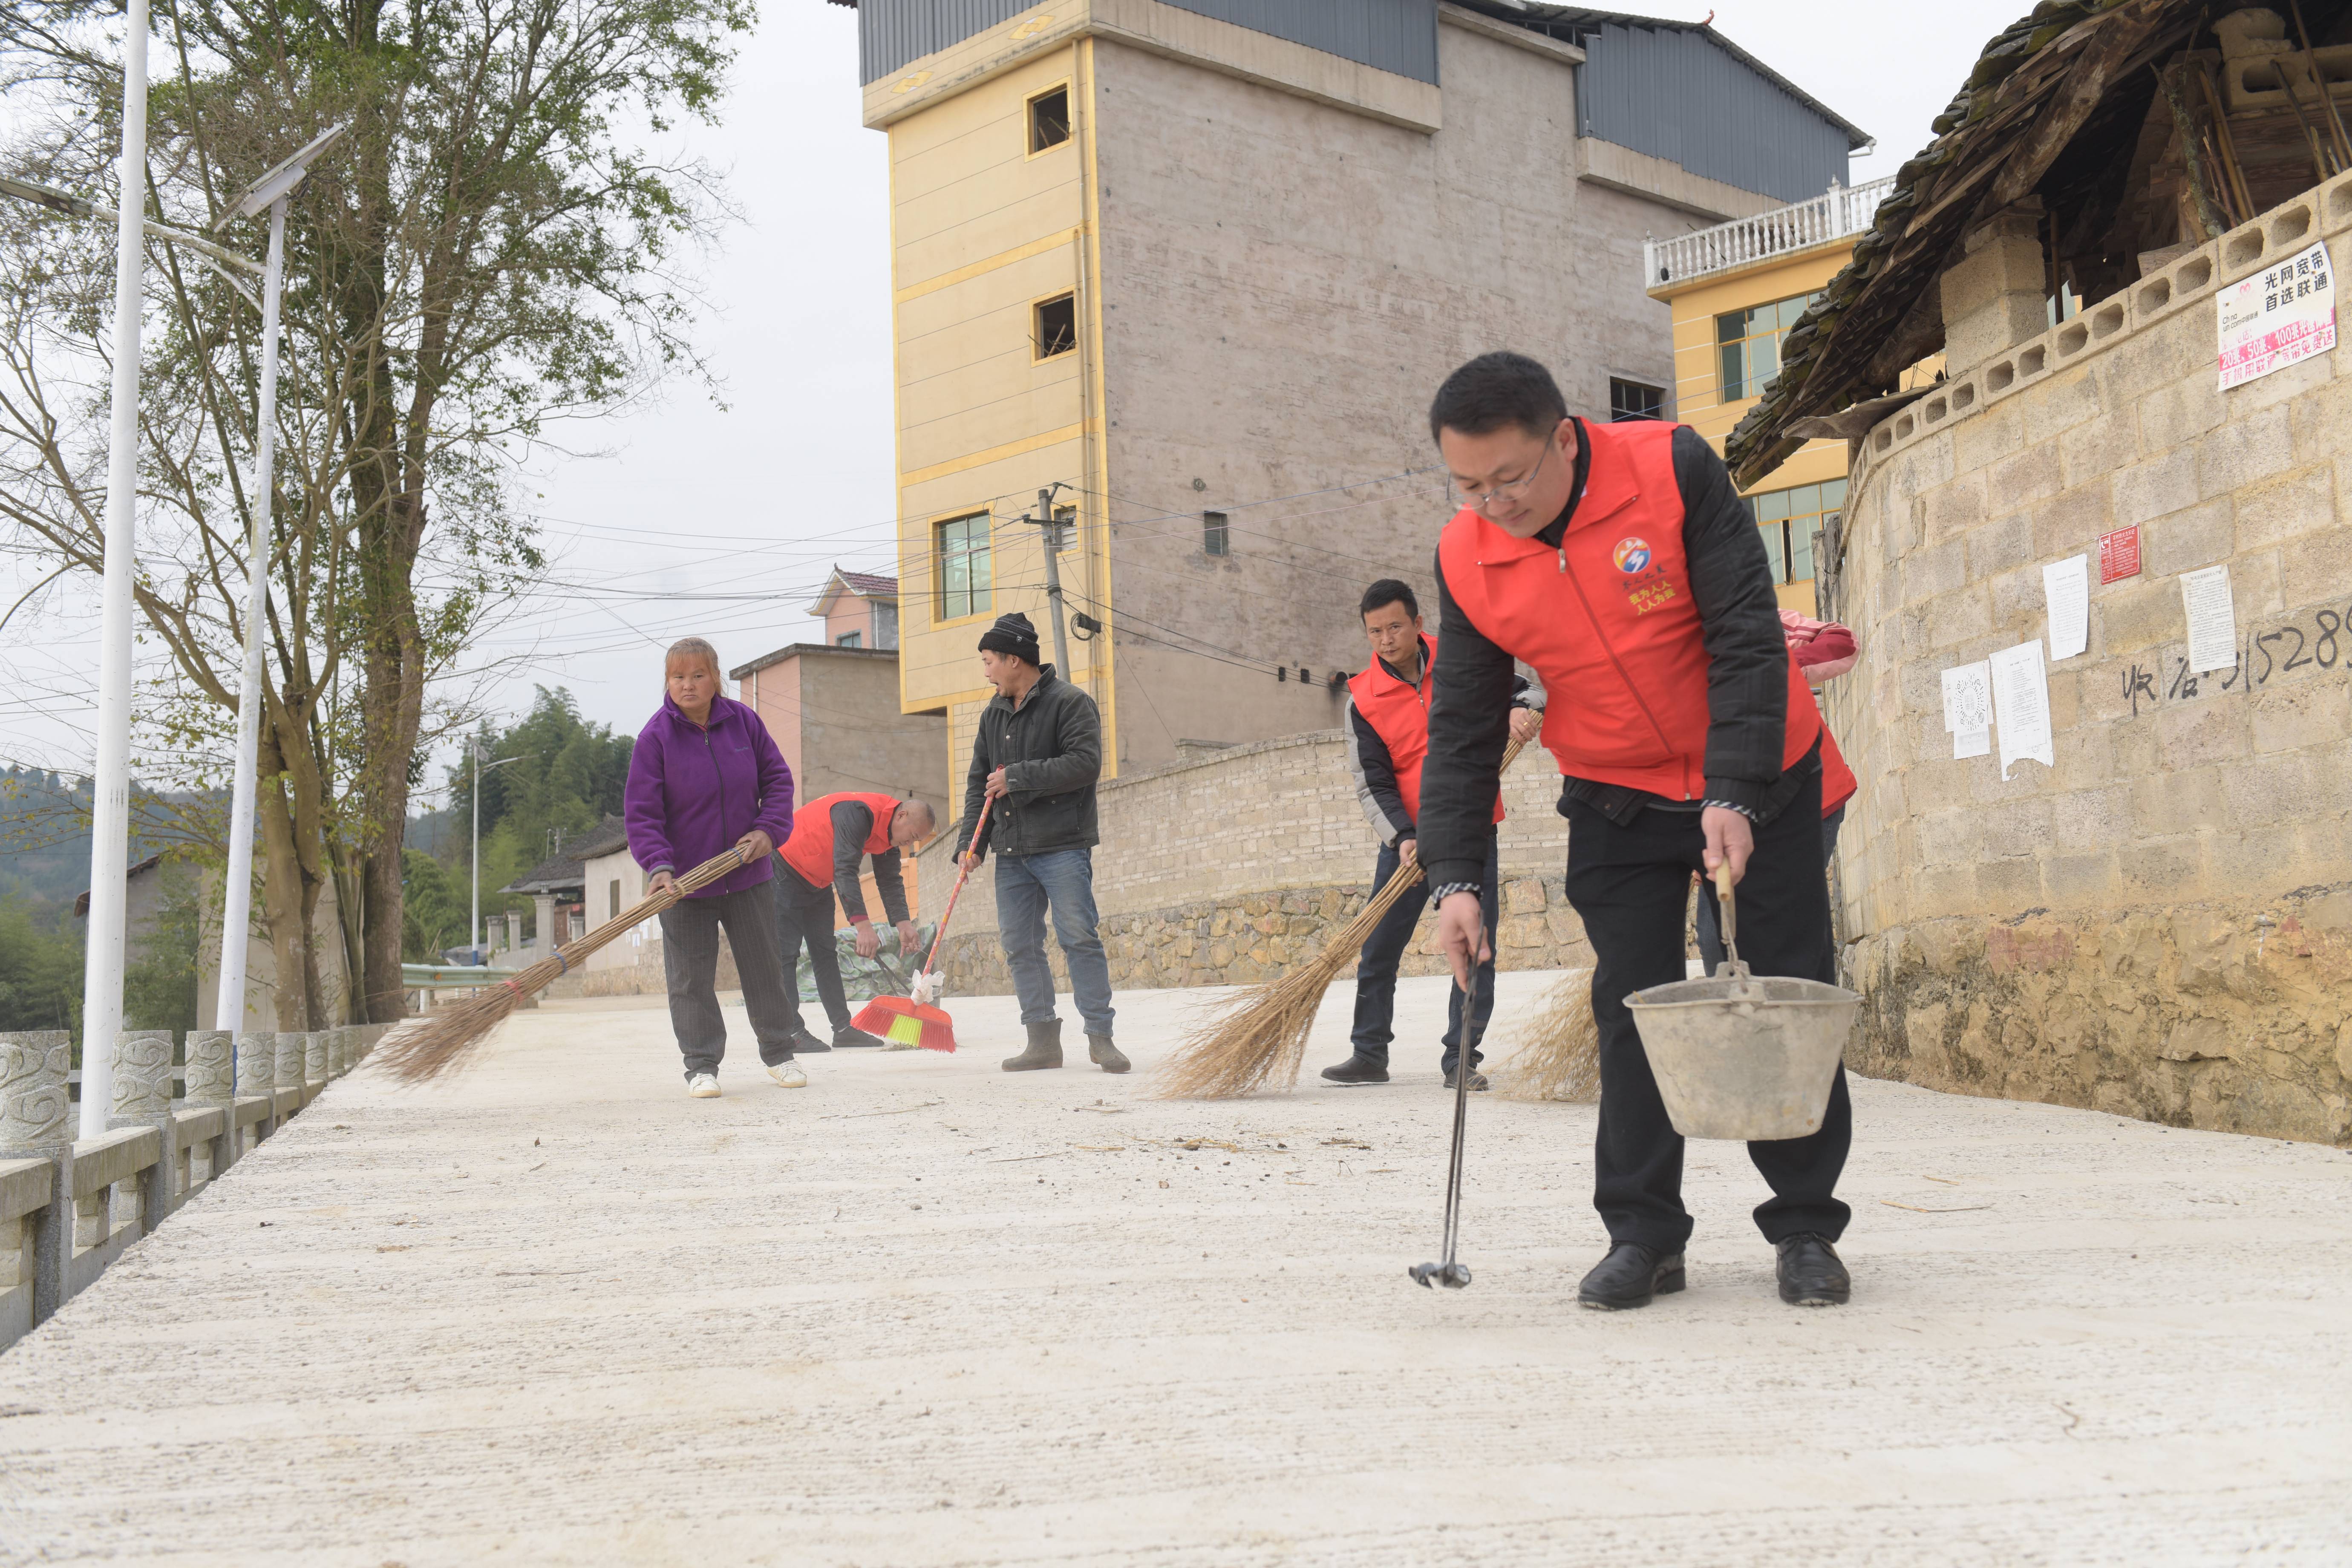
{"left": 958, "top": 611, "right": 1124, "bottom": 1073}
{"left": 1414, "top": 352, "right": 1854, "bottom": 1312}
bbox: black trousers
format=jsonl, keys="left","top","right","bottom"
{"left": 1696, "top": 803, "right": 1846, "bottom": 976}
{"left": 1564, "top": 767, "right": 1851, "bottom": 1252}
{"left": 657, "top": 883, "right": 799, "bottom": 1078}
{"left": 772, "top": 863, "right": 851, "bottom": 1035}
{"left": 1351, "top": 835, "right": 1498, "bottom": 1073}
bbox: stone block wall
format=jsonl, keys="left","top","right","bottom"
{"left": 920, "top": 729, "right": 1593, "bottom": 995}
{"left": 1830, "top": 171, "right": 2352, "bottom": 1143}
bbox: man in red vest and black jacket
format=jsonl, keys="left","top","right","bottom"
{"left": 1325, "top": 577, "right": 1541, "bottom": 1089}
{"left": 1415, "top": 351, "right": 1857, "bottom": 1312}
{"left": 773, "top": 792, "right": 936, "bottom": 1051}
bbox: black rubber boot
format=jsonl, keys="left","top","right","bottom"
{"left": 1087, "top": 1033, "right": 1130, "bottom": 1073}
{"left": 832, "top": 1025, "right": 890, "bottom": 1049}
{"left": 1775, "top": 1234, "right": 1850, "bottom": 1306}
{"left": 1320, "top": 1055, "right": 1390, "bottom": 1085}
{"left": 1002, "top": 1018, "right": 1063, "bottom": 1072}
{"left": 1577, "top": 1242, "right": 1686, "bottom": 1310}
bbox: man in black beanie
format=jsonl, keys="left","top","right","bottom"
{"left": 960, "top": 611, "right": 1123, "bottom": 1072}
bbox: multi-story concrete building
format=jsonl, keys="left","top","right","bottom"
{"left": 833, "top": 1, "right": 1868, "bottom": 790}
{"left": 1643, "top": 176, "right": 1938, "bottom": 615}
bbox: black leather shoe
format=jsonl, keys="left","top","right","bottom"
{"left": 1776, "top": 1234, "right": 1850, "bottom": 1306}
{"left": 1577, "top": 1242, "right": 1686, "bottom": 1310}
{"left": 832, "top": 1025, "right": 889, "bottom": 1049}
{"left": 1320, "top": 1055, "right": 1389, "bottom": 1085}
{"left": 790, "top": 1028, "right": 831, "bottom": 1054}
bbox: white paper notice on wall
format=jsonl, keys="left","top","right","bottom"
{"left": 1989, "top": 640, "right": 2054, "bottom": 780}
{"left": 2217, "top": 239, "right": 2335, "bottom": 390}
{"left": 1953, "top": 726, "right": 1990, "bottom": 759}
{"left": 2043, "top": 553, "right": 2089, "bottom": 661}
{"left": 2181, "top": 564, "right": 2237, "bottom": 673}
{"left": 1941, "top": 662, "right": 1992, "bottom": 733}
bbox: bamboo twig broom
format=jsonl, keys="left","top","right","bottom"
{"left": 377, "top": 843, "right": 760, "bottom": 1084}
{"left": 1490, "top": 972, "right": 1600, "bottom": 1103}
{"left": 1157, "top": 736, "right": 1545, "bottom": 1100}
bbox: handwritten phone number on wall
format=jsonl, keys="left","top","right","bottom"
{"left": 2120, "top": 600, "right": 2349, "bottom": 717}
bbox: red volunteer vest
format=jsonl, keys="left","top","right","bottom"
{"left": 1438, "top": 420, "right": 1825, "bottom": 802}
{"left": 778, "top": 791, "right": 900, "bottom": 891}
{"left": 1347, "top": 634, "right": 1505, "bottom": 827}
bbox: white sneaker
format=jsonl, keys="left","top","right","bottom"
{"left": 767, "top": 1060, "right": 808, "bottom": 1089}
{"left": 687, "top": 1073, "right": 721, "bottom": 1098}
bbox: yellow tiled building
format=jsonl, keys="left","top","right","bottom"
{"left": 1645, "top": 177, "right": 1924, "bottom": 614}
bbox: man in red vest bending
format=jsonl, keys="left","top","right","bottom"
{"left": 1415, "top": 352, "right": 1857, "bottom": 1312}
{"left": 774, "top": 792, "right": 936, "bottom": 1052}
{"left": 1323, "top": 577, "right": 1541, "bottom": 1089}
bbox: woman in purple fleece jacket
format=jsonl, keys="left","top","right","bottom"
{"left": 625, "top": 637, "right": 803, "bottom": 1097}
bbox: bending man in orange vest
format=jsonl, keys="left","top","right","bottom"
{"left": 1324, "top": 577, "right": 1541, "bottom": 1089}
{"left": 774, "top": 792, "right": 937, "bottom": 1052}
{"left": 1415, "top": 352, "right": 1859, "bottom": 1312}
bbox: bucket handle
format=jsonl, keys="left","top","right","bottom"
{"left": 1712, "top": 862, "right": 1746, "bottom": 978}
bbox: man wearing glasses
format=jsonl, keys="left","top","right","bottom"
{"left": 1412, "top": 352, "right": 1856, "bottom": 1313}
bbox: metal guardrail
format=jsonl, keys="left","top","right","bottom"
{"left": 1643, "top": 176, "right": 1896, "bottom": 289}
{"left": 402, "top": 963, "right": 524, "bottom": 994}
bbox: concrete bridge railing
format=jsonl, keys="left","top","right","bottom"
{"left": 0, "top": 1023, "right": 390, "bottom": 1352}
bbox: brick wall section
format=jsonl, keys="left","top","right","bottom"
{"left": 918, "top": 729, "right": 1594, "bottom": 994}
{"left": 1830, "top": 172, "right": 2352, "bottom": 1144}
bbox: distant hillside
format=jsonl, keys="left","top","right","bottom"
{"left": 0, "top": 766, "right": 205, "bottom": 917}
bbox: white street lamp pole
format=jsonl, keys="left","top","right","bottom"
{"left": 211, "top": 196, "right": 283, "bottom": 1048}
{"left": 211, "top": 124, "right": 346, "bottom": 1057}
{"left": 78, "top": 0, "right": 152, "bottom": 1139}
{"left": 470, "top": 745, "right": 526, "bottom": 962}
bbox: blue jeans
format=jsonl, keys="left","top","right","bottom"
{"left": 1350, "top": 836, "right": 1499, "bottom": 1072}
{"left": 995, "top": 848, "right": 1116, "bottom": 1037}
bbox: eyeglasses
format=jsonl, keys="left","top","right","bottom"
{"left": 1453, "top": 438, "right": 1553, "bottom": 515}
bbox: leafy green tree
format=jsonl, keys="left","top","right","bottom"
{"left": 121, "top": 865, "right": 205, "bottom": 1036}
{"left": 0, "top": 894, "right": 81, "bottom": 1037}
{"left": 0, "top": 0, "right": 751, "bottom": 1024}
{"left": 399, "top": 847, "right": 467, "bottom": 962}
{"left": 445, "top": 686, "right": 632, "bottom": 937}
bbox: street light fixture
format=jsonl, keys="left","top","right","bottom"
{"left": 208, "top": 122, "right": 349, "bottom": 1055}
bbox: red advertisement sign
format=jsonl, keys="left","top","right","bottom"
{"left": 2099, "top": 525, "right": 2141, "bottom": 584}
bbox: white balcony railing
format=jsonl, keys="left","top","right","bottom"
{"left": 1642, "top": 176, "right": 1897, "bottom": 290}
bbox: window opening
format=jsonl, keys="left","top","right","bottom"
{"left": 1034, "top": 293, "right": 1077, "bottom": 359}
{"left": 1028, "top": 85, "right": 1071, "bottom": 153}
{"left": 936, "top": 513, "right": 993, "bottom": 620}
{"left": 609, "top": 879, "right": 620, "bottom": 920}
{"left": 1202, "top": 510, "right": 1229, "bottom": 557}
{"left": 836, "top": 631, "right": 863, "bottom": 648}
{"left": 1717, "top": 291, "right": 1821, "bottom": 401}
{"left": 1609, "top": 378, "right": 1665, "bottom": 421}
{"left": 1046, "top": 503, "right": 1078, "bottom": 553}
{"left": 1745, "top": 478, "right": 1847, "bottom": 585}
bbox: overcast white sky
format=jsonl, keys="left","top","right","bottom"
{"left": 0, "top": 0, "right": 2025, "bottom": 797}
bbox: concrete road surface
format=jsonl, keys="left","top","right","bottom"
{"left": 3, "top": 972, "right": 2349, "bottom": 1565}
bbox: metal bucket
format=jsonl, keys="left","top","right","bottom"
{"left": 1622, "top": 867, "right": 1859, "bottom": 1141}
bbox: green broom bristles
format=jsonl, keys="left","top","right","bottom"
{"left": 375, "top": 844, "right": 757, "bottom": 1084}
{"left": 1156, "top": 737, "right": 1533, "bottom": 1101}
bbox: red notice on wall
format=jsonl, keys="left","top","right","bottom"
{"left": 2099, "top": 525, "right": 2141, "bottom": 585}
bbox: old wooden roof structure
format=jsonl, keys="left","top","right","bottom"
{"left": 1727, "top": 0, "right": 2352, "bottom": 486}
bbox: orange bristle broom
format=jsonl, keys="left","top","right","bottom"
{"left": 850, "top": 797, "right": 992, "bottom": 1052}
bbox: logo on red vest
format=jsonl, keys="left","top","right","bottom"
{"left": 1612, "top": 537, "right": 1652, "bottom": 574}
{"left": 1612, "top": 536, "right": 1677, "bottom": 614}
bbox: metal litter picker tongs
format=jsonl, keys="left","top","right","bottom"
{"left": 1410, "top": 974, "right": 1479, "bottom": 1290}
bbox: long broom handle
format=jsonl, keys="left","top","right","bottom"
{"left": 504, "top": 840, "right": 757, "bottom": 994}
{"left": 915, "top": 795, "right": 994, "bottom": 978}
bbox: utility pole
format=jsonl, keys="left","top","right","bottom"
{"left": 78, "top": 0, "right": 152, "bottom": 1139}
{"left": 1035, "top": 485, "right": 1073, "bottom": 677}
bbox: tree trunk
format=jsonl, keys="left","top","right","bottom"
{"left": 254, "top": 723, "right": 314, "bottom": 1032}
